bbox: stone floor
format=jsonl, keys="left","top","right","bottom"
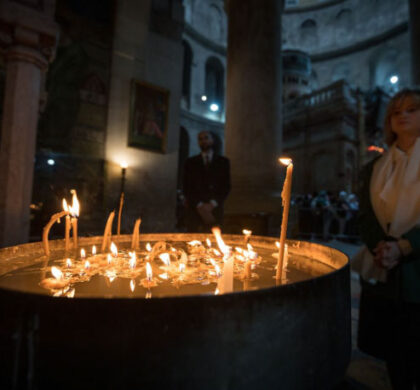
{"left": 316, "top": 239, "right": 392, "bottom": 390}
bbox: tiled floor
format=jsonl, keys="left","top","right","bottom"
{"left": 317, "top": 239, "right": 392, "bottom": 390}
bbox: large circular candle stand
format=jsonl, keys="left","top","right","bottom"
{"left": 0, "top": 233, "right": 351, "bottom": 390}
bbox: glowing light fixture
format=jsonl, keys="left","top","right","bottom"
{"left": 201, "top": 95, "right": 207, "bottom": 102}
{"left": 210, "top": 103, "right": 219, "bottom": 112}
{"left": 47, "top": 159, "right": 55, "bottom": 166}
{"left": 390, "top": 75, "right": 399, "bottom": 84}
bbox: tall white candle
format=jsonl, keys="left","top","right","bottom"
{"left": 276, "top": 158, "right": 293, "bottom": 281}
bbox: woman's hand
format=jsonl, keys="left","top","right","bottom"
{"left": 373, "top": 241, "right": 402, "bottom": 269}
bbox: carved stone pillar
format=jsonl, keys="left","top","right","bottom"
{"left": 409, "top": 0, "right": 420, "bottom": 85}
{"left": 0, "top": 0, "right": 58, "bottom": 247}
{"left": 224, "top": 0, "right": 284, "bottom": 215}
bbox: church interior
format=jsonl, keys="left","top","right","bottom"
{"left": 0, "top": 0, "right": 418, "bottom": 389}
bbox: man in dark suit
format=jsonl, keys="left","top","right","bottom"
{"left": 183, "top": 131, "right": 230, "bottom": 232}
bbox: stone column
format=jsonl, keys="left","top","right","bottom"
{"left": 409, "top": 0, "right": 420, "bottom": 85}
{"left": 224, "top": 0, "right": 284, "bottom": 215}
{"left": 0, "top": 1, "right": 57, "bottom": 247}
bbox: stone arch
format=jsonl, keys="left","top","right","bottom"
{"left": 300, "top": 19, "right": 317, "bottom": 46}
{"left": 370, "top": 48, "right": 399, "bottom": 90}
{"left": 209, "top": 3, "right": 223, "bottom": 41}
{"left": 205, "top": 56, "right": 224, "bottom": 109}
{"left": 335, "top": 9, "right": 353, "bottom": 42}
{"left": 181, "top": 40, "right": 193, "bottom": 108}
{"left": 336, "top": 9, "right": 352, "bottom": 26}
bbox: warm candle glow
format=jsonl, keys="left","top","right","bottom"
{"left": 215, "top": 264, "right": 221, "bottom": 277}
{"left": 110, "top": 242, "right": 118, "bottom": 256}
{"left": 130, "top": 279, "right": 135, "bottom": 292}
{"left": 85, "top": 260, "right": 90, "bottom": 269}
{"left": 279, "top": 157, "right": 292, "bottom": 166}
{"left": 212, "top": 227, "right": 230, "bottom": 256}
{"left": 120, "top": 161, "right": 128, "bottom": 169}
{"left": 51, "top": 266, "right": 63, "bottom": 280}
{"left": 80, "top": 249, "right": 86, "bottom": 258}
{"left": 107, "top": 254, "right": 112, "bottom": 265}
{"left": 206, "top": 238, "right": 212, "bottom": 247}
{"left": 159, "top": 253, "right": 171, "bottom": 266}
{"left": 66, "top": 258, "right": 72, "bottom": 268}
{"left": 62, "top": 199, "right": 69, "bottom": 212}
{"left": 92, "top": 245, "right": 96, "bottom": 256}
{"left": 129, "top": 252, "right": 137, "bottom": 269}
{"left": 146, "top": 262, "right": 153, "bottom": 281}
{"left": 146, "top": 243, "right": 152, "bottom": 252}
{"left": 70, "top": 190, "right": 80, "bottom": 217}
{"left": 242, "top": 229, "right": 252, "bottom": 236}
{"left": 179, "top": 263, "right": 185, "bottom": 273}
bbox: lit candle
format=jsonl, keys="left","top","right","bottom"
{"left": 242, "top": 229, "right": 252, "bottom": 245}
{"left": 70, "top": 190, "right": 80, "bottom": 251}
{"left": 276, "top": 158, "right": 293, "bottom": 281}
{"left": 212, "top": 227, "right": 233, "bottom": 294}
{"left": 40, "top": 266, "right": 68, "bottom": 290}
{"left": 62, "top": 199, "right": 71, "bottom": 252}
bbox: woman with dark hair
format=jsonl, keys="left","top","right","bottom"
{"left": 353, "top": 88, "right": 420, "bottom": 389}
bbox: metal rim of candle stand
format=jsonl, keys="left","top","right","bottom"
{"left": 0, "top": 234, "right": 349, "bottom": 300}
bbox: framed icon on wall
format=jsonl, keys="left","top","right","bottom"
{"left": 128, "top": 79, "right": 170, "bottom": 153}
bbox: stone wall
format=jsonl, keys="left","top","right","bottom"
{"left": 104, "top": 0, "right": 184, "bottom": 234}
{"left": 31, "top": 0, "right": 113, "bottom": 239}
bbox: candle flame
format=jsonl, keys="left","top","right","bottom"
{"left": 120, "top": 161, "right": 128, "bottom": 169}
{"left": 146, "top": 243, "right": 152, "bottom": 252}
{"left": 179, "top": 263, "right": 185, "bottom": 273}
{"left": 107, "top": 254, "right": 112, "bottom": 265}
{"left": 62, "top": 199, "right": 69, "bottom": 212}
{"left": 92, "top": 245, "right": 96, "bottom": 256}
{"left": 106, "top": 270, "right": 116, "bottom": 282}
{"left": 206, "top": 238, "right": 212, "bottom": 247}
{"left": 275, "top": 241, "right": 280, "bottom": 248}
{"left": 85, "top": 260, "right": 90, "bottom": 269}
{"left": 51, "top": 266, "right": 63, "bottom": 280}
{"left": 367, "top": 145, "right": 385, "bottom": 154}
{"left": 146, "top": 262, "right": 153, "bottom": 281}
{"left": 211, "top": 227, "right": 230, "bottom": 256}
{"left": 279, "top": 157, "right": 292, "bottom": 166}
{"left": 110, "top": 242, "right": 118, "bottom": 256}
{"left": 214, "top": 288, "right": 219, "bottom": 295}
{"left": 187, "top": 240, "right": 202, "bottom": 246}
{"left": 80, "top": 248, "right": 86, "bottom": 258}
{"left": 242, "top": 229, "right": 252, "bottom": 236}
{"left": 66, "top": 258, "right": 72, "bottom": 268}
{"left": 129, "top": 252, "right": 137, "bottom": 269}
{"left": 70, "top": 190, "right": 80, "bottom": 217}
{"left": 159, "top": 253, "right": 171, "bottom": 266}
{"left": 159, "top": 273, "right": 169, "bottom": 280}
{"left": 130, "top": 279, "right": 135, "bottom": 292}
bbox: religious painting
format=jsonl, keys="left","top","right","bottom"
{"left": 128, "top": 79, "right": 170, "bottom": 153}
